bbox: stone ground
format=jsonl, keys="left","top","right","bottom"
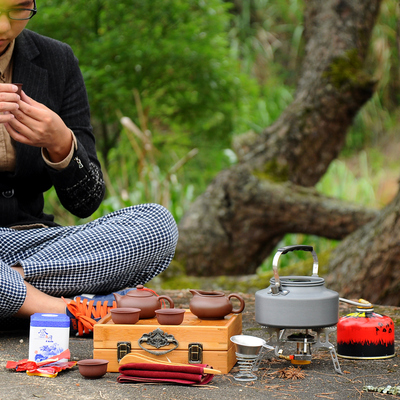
{"left": 1, "top": 290, "right": 400, "bottom": 400}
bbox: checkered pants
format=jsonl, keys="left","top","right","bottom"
{"left": 0, "top": 204, "right": 178, "bottom": 318}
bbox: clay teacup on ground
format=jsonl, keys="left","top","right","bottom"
{"left": 110, "top": 307, "right": 141, "bottom": 324}
{"left": 77, "top": 359, "right": 109, "bottom": 379}
{"left": 155, "top": 308, "right": 186, "bottom": 325}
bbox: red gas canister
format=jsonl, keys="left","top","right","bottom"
{"left": 337, "top": 299, "right": 395, "bottom": 359}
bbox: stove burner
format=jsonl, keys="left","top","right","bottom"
{"left": 260, "top": 326, "right": 342, "bottom": 374}
{"left": 287, "top": 332, "right": 315, "bottom": 342}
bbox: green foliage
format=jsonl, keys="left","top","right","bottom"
{"left": 225, "top": 0, "right": 301, "bottom": 140}
{"left": 233, "top": 84, "right": 294, "bottom": 135}
{"left": 98, "top": 112, "right": 200, "bottom": 222}
{"left": 228, "top": 0, "right": 304, "bottom": 85}
{"left": 316, "top": 152, "right": 376, "bottom": 207}
{"left": 29, "top": 0, "right": 246, "bottom": 147}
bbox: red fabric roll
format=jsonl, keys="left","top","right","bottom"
{"left": 117, "top": 362, "right": 214, "bottom": 385}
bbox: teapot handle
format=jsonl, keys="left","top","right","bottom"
{"left": 228, "top": 293, "right": 245, "bottom": 314}
{"left": 158, "top": 295, "right": 175, "bottom": 309}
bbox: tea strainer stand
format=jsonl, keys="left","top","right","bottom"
{"left": 230, "top": 335, "right": 273, "bottom": 381}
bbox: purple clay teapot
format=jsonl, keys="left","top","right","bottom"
{"left": 114, "top": 285, "right": 174, "bottom": 319}
{"left": 189, "top": 289, "right": 245, "bottom": 319}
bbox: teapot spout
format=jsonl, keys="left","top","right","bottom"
{"left": 114, "top": 293, "right": 122, "bottom": 302}
{"left": 189, "top": 289, "right": 201, "bottom": 296}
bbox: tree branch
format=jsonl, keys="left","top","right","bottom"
{"left": 177, "top": 165, "right": 378, "bottom": 276}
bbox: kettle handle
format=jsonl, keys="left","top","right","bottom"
{"left": 272, "top": 245, "right": 319, "bottom": 294}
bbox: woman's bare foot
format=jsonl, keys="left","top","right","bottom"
{"left": 12, "top": 265, "right": 69, "bottom": 318}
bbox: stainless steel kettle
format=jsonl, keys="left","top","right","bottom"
{"left": 255, "top": 245, "right": 339, "bottom": 329}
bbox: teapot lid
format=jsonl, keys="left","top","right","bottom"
{"left": 126, "top": 285, "right": 154, "bottom": 297}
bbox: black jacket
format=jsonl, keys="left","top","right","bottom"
{"left": 0, "top": 29, "right": 105, "bottom": 227}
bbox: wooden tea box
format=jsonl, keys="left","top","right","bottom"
{"left": 93, "top": 310, "right": 242, "bottom": 374}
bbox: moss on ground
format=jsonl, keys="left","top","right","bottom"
{"left": 253, "top": 159, "right": 289, "bottom": 183}
{"left": 147, "top": 249, "right": 333, "bottom": 293}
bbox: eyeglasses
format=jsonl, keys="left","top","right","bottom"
{"left": 0, "top": 0, "right": 37, "bottom": 20}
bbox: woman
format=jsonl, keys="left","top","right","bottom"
{"left": 0, "top": 0, "right": 178, "bottom": 335}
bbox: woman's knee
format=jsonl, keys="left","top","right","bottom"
{"left": 121, "top": 204, "right": 178, "bottom": 245}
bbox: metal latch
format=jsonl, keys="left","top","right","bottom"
{"left": 188, "top": 343, "right": 203, "bottom": 364}
{"left": 117, "top": 341, "right": 131, "bottom": 362}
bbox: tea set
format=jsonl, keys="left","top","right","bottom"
{"left": 109, "top": 284, "right": 245, "bottom": 325}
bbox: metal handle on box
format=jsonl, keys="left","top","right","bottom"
{"left": 138, "top": 328, "right": 179, "bottom": 355}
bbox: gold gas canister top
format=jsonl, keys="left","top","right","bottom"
{"left": 355, "top": 298, "right": 374, "bottom": 311}
{"left": 339, "top": 297, "right": 373, "bottom": 311}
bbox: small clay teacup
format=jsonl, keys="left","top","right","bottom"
{"left": 77, "top": 359, "right": 109, "bottom": 379}
{"left": 111, "top": 307, "right": 141, "bottom": 324}
{"left": 14, "top": 83, "right": 22, "bottom": 96}
{"left": 155, "top": 308, "right": 186, "bottom": 325}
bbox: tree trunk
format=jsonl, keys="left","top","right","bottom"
{"left": 176, "top": 0, "right": 382, "bottom": 275}
{"left": 325, "top": 188, "right": 400, "bottom": 305}
{"left": 236, "top": 0, "right": 381, "bottom": 186}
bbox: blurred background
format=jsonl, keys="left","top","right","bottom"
{"left": 29, "top": 0, "right": 400, "bottom": 278}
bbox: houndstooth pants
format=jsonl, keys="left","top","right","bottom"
{"left": 0, "top": 204, "right": 178, "bottom": 318}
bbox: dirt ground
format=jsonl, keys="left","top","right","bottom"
{"left": 1, "top": 290, "right": 400, "bottom": 400}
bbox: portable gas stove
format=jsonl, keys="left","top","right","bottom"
{"left": 254, "top": 245, "right": 343, "bottom": 374}
{"left": 261, "top": 326, "right": 342, "bottom": 374}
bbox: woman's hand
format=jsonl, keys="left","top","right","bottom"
{"left": 5, "top": 89, "right": 73, "bottom": 163}
{"left": 0, "top": 83, "right": 20, "bottom": 123}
